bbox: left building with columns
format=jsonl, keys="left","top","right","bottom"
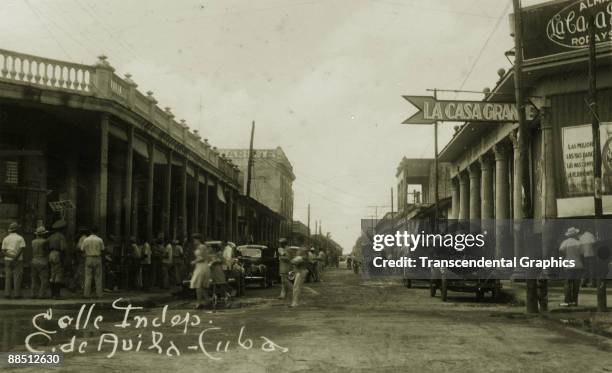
{"left": 0, "top": 48, "right": 241, "bottom": 265}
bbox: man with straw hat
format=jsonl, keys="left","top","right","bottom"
{"left": 48, "top": 220, "right": 68, "bottom": 299}
{"left": 31, "top": 226, "right": 50, "bottom": 298}
{"left": 559, "top": 226, "right": 584, "bottom": 306}
{"left": 1, "top": 222, "right": 26, "bottom": 299}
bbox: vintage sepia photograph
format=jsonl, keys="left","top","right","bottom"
{"left": 1, "top": 0, "right": 612, "bottom": 372}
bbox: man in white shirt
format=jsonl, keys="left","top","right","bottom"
{"left": 81, "top": 226, "right": 105, "bottom": 298}
{"left": 1, "top": 222, "right": 26, "bottom": 299}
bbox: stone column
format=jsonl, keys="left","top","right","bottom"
{"left": 179, "top": 158, "right": 188, "bottom": 241}
{"left": 146, "top": 143, "right": 155, "bottom": 242}
{"left": 228, "top": 189, "right": 234, "bottom": 241}
{"left": 458, "top": 171, "right": 470, "bottom": 221}
{"left": 123, "top": 125, "right": 134, "bottom": 243}
{"left": 96, "top": 113, "right": 109, "bottom": 239}
{"left": 540, "top": 104, "right": 558, "bottom": 278}
{"left": 479, "top": 155, "right": 494, "bottom": 220}
{"left": 479, "top": 154, "right": 494, "bottom": 255}
{"left": 510, "top": 130, "right": 524, "bottom": 279}
{"left": 66, "top": 155, "right": 78, "bottom": 244}
{"left": 111, "top": 159, "right": 122, "bottom": 239}
{"left": 210, "top": 177, "right": 218, "bottom": 239}
{"left": 131, "top": 180, "right": 139, "bottom": 239}
{"left": 192, "top": 168, "right": 200, "bottom": 238}
{"left": 202, "top": 172, "right": 209, "bottom": 237}
{"left": 468, "top": 164, "right": 481, "bottom": 220}
{"left": 163, "top": 151, "right": 172, "bottom": 240}
{"left": 451, "top": 177, "right": 460, "bottom": 220}
{"left": 493, "top": 143, "right": 510, "bottom": 259}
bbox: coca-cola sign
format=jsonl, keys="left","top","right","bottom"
{"left": 522, "top": 0, "right": 612, "bottom": 61}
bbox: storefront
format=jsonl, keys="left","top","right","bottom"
{"left": 438, "top": 0, "right": 612, "bottom": 275}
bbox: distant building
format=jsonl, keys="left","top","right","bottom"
{"left": 220, "top": 147, "right": 295, "bottom": 237}
{"left": 396, "top": 158, "right": 451, "bottom": 212}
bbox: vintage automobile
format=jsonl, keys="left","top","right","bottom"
{"left": 237, "top": 244, "right": 279, "bottom": 288}
{"left": 430, "top": 271, "right": 501, "bottom": 302}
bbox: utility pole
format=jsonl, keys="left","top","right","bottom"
{"left": 433, "top": 89, "right": 439, "bottom": 231}
{"left": 588, "top": 14, "right": 607, "bottom": 312}
{"left": 245, "top": 121, "right": 255, "bottom": 242}
{"left": 246, "top": 121, "right": 255, "bottom": 198}
{"left": 512, "top": 0, "right": 538, "bottom": 313}
{"left": 391, "top": 188, "right": 394, "bottom": 219}
{"left": 307, "top": 203, "right": 311, "bottom": 243}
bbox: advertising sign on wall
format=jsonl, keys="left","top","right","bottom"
{"left": 522, "top": 0, "right": 612, "bottom": 61}
{"left": 558, "top": 122, "right": 612, "bottom": 216}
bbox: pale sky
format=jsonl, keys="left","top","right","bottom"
{"left": 1, "top": 0, "right": 546, "bottom": 252}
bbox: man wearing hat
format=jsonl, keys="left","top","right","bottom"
{"left": 1, "top": 222, "right": 26, "bottom": 298}
{"left": 48, "top": 220, "right": 67, "bottom": 299}
{"left": 559, "top": 226, "right": 584, "bottom": 306}
{"left": 30, "top": 226, "right": 50, "bottom": 298}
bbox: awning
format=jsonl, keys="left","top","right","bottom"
{"left": 217, "top": 184, "right": 226, "bottom": 204}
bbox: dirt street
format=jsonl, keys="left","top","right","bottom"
{"left": 3, "top": 267, "right": 612, "bottom": 373}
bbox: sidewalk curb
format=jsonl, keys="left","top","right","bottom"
{"left": 0, "top": 293, "right": 176, "bottom": 310}
{"left": 500, "top": 282, "right": 612, "bottom": 341}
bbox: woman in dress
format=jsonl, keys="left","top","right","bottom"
{"left": 189, "top": 234, "right": 211, "bottom": 309}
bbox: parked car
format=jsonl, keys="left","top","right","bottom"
{"left": 237, "top": 245, "right": 278, "bottom": 288}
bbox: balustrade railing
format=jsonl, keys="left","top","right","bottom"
{"left": 0, "top": 49, "right": 93, "bottom": 92}
{"left": 0, "top": 48, "right": 240, "bottom": 185}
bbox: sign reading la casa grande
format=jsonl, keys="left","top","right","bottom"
{"left": 402, "top": 96, "right": 536, "bottom": 125}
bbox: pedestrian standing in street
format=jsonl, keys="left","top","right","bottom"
{"left": 128, "top": 237, "right": 142, "bottom": 290}
{"left": 30, "top": 226, "right": 49, "bottom": 299}
{"left": 290, "top": 246, "right": 310, "bottom": 308}
{"left": 161, "top": 239, "right": 173, "bottom": 289}
{"left": 559, "top": 227, "right": 584, "bottom": 306}
{"left": 141, "top": 239, "right": 152, "bottom": 291}
{"left": 172, "top": 239, "right": 185, "bottom": 286}
{"left": 277, "top": 238, "right": 293, "bottom": 300}
{"left": 317, "top": 249, "right": 326, "bottom": 282}
{"left": 579, "top": 226, "right": 596, "bottom": 288}
{"left": 48, "top": 221, "right": 67, "bottom": 299}
{"left": 308, "top": 248, "right": 318, "bottom": 282}
{"left": 51, "top": 220, "right": 71, "bottom": 283}
{"left": 190, "top": 233, "right": 211, "bottom": 309}
{"left": 81, "top": 227, "right": 104, "bottom": 299}
{"left": 70, "top": 228, "right": 88, "bottom": 293}
{"left": 2, "top": 222, "right": 26, "bottom": 299}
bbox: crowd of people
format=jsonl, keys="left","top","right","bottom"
{"left": 2, "top": 221, "right": 111, "bottom": 299}
{"left": 0, "top": 221, "right": 209, "bottom": 300}
{"left": 2, "top": 221, "right": 338, "bottom": 310}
